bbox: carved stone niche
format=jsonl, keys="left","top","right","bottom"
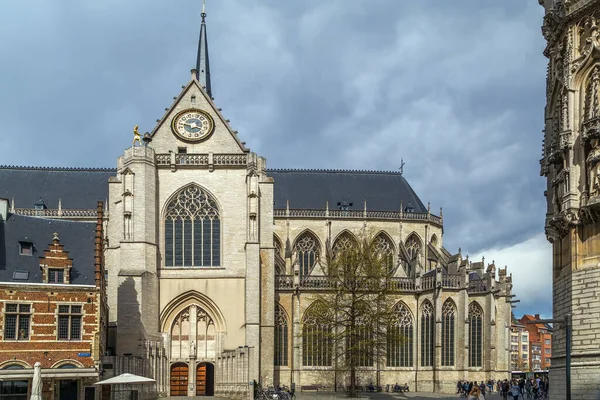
{"left": 582, "top": 66, "right": 600, "bottom": 142}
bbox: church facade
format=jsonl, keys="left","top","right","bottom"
{"left": 0, "top": 9, "right": 514, "bottom": 398}
{"left": 539, "top": 1, "right": 600, "bottom": 399}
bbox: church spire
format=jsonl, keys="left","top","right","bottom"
{"left": 196, "top": 0, "right": 212, "bottom": 97}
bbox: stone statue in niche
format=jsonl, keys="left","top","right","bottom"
{"left": 552, "top": 164, "right": 567, "bottom": 212}
{"left": 190, "top": 340, "right": 196, "bottom": 358}
{"left": 588, "top": 138, "right": 600, "bottom": 198}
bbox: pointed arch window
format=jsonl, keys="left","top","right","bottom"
{"left": 164, "top": 185, "right": 220, "bottom": 268}
{"left": 405, "top": 234, "right": 422, "bottom": 261}
{"left": 332, "top": 232, "right": 357, "bottom": 257}
{"left": 387, "top": 302, "right": 413, "bottom": 367}
{"left": 294, "top": 232, "right": 319, "bottom": 278}
{"left": 302, "top": 302, "right": 331, "bottom": 367}
{"left": 420, "top": 301, "right": 434, "bottom": 367}
{"left": 373, "top": 233, "right": 395, "bottom": 272}
{"left": 468, "top": 302, "right": 483, "bottom": 368}
{"left": 441, "top": 300, "right": 456, "bottom": 366}
{"left": 274, "top": 304, "right": 289, "bottom": 366}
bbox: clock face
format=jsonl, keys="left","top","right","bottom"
{"left": 171, "top": 109, "right": 214, "bottom": 141}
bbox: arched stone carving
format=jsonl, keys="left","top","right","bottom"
{"left": 405, "top": 233, "right": 422, "bottom": 261}
{"left": 293, "top": 231, "right": 321, "bottom": 278}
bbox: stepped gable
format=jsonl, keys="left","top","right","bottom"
{"left": 267, "top": 169, "right": 427, "bottom": 212}
{"left": 0, "top": 214, "right": 96, "bottom": 285}
{"left": 0, "top": 166, "right": 115, "bottom": 209}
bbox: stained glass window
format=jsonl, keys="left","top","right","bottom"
{"left": 164, "top": 185, "right": 221, "bottom": 268}
{"left": 387, "top": 302, "right": 413, "bottom": 367}
{"left": 302, "top": 302, "right": 331, "bottom": 366}
{"left": 274, "top": 304, "right": 288, "bottom": 366}
{"left": 468, "top": 302, "right": 483, "bottom": 367}
{"left": 441, "top": 300, "right": 456, "bottom": 366}
{"left": 294, "top": 232, "right": 319, "bottom": 278}
{"left": 420, "top": 301, "right": 434, "bottom": 367}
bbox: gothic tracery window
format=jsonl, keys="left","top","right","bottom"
{"left": 441, "top": 299, "right": 456, "bottom": 366}
{"left": 373, "top": 233, "right": 395, "bottom": 272}
{"left": 164, "top": 185, "right": 220, "bottom": 268}
{"left": 332, "top": 231, "right": 357, "bottom": 257}
{"left": 468, "top": 302, "right": 484, "bottom": 368}
{"left": 420, "top": 301, "right": 434, "bottom": 367}
{"left": 387, "top": 302, "right": 413, "bottom": 367}
{"left": 302, "top": 302, "right": 331, "bottom": 367}
{"left": 294, "top": 232, "right": 320, "bottom": 278}
{"left": 274, "top": 304, "right": 288, "bottom": 366}
{"left": 405, "top": 234, "right": 422, "bottom": 261}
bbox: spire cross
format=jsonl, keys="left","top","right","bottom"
{"left": 202, "top": 0, "right": 206, "bottom": 19}
{"left": 400, "top": 158, "right": 406, "bottom": 175}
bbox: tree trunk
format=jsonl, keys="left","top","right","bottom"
{"left": 350, "top": 366, "right": 356, "bottom": 398}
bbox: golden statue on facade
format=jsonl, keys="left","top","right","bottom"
{"left": 133, "top": 125, "right": 142, "bottom": 146}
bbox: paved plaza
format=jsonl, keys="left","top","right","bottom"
{"left": 162, "top": 392, "right": 505, "bottom": 400}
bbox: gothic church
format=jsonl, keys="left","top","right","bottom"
{"left": 0, "top": 7, "right": 514, "bottom": 397}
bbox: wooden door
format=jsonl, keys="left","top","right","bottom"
{"left": 196, "top": 363, "right": 207, "bottom": 396}
{"left": 170, "top": 363, "right": 188, "bottom": 396}
{"left": 196, "top": 363, "right": 214, "bottom": 396}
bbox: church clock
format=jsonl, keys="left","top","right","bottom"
{"left": 171, "top": 109, "right": 215, "bottom": 141}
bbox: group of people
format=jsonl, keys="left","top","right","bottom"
{"left": 458, "top": 377, "right": 549, "bottom": 399}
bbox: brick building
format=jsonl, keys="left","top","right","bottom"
{"left": 519, "top": 314, "right": 552, "bottom": 372}
{"left": 0, "top": 200, "right": 107, "bottom": 400}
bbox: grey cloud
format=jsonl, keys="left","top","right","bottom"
{"left": 0, "top": 0, "right": 550, "bottom": 313}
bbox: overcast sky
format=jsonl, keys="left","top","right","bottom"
{"left": 0, "top": 0, "right": 551, "bottom": 318}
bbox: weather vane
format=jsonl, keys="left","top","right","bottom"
{"left": 400, "top": 158, "right": 406, "bottom": 175}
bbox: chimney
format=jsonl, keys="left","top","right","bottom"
{"left": 0, "top": 198, "right": 8, "bottom": 221}
{"left": 535, "top": 314, "right": 540, "bottom": 320}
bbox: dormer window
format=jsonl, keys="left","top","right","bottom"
{"left": 39, "top": 232, "right": 73, "bottom": 284}
{"left": 19, "top": 242, "right": 33, "bottom": 256}
{"left": 48, "top": 269, "right": 65, "bottom": 284}
{"left": 404, "top": 202, "right": 415, "bottom": 213}
{"left": 191, "top": 95, "right": 196, "bottom": 104}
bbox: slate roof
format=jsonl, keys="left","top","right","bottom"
{"left": 0, "top": 166, "right": 115, "bottom": 210}
{"left": 268, "top": 169, "right": 427, "bottom": 212}
{"left": 0, "top": 214, "right": 96, "bottom": 285}
{"left": 0, "top": 166, "right": 427, "bottom": 213}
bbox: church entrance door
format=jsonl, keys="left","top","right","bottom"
{"left": 196, "top": 363, "right": 214, "bottom": 396}
{"left": 170, "top": 363, "right": 189, "bottom": 396}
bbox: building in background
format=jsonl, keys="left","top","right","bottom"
{"left": 0, "top": 200, "right": 107, "bottom": 400}
{"left": 519, "top": 315, "right": 552, "bottom": 372}
{"left": 510, "top": 316, "right": 529, "bottom": 372}
{"left": 539, "top": 1, "right": 600, "bottom": 398}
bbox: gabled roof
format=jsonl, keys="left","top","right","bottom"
{"left": 0, "top": 214, "right": 96, "bottom": 285}
{"left": 0, "top": 166, "right": 114, "bottom": 209}
{"left": 267, "top": 169, "right": 427, "bottom": 212}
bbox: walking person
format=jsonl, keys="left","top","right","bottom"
{"left": 468, "top": 386, "right": 485, "bottom": 400}
{"left": 510, "top": 380, "right": 521, "bottom": 400}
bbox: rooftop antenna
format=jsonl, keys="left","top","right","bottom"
{"left": 400, "top": 158, "right": 406, "bottom": 175}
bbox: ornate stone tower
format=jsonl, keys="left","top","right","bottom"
{"left": 540, "top": 1, "right": 600, "bottom": 399}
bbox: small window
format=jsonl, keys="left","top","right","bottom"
{"left": 19, "top": 242, "right": 32, "bottom": 256}
{"left": 48, "top": 269, "right": 64, "bottom": 284}
{"left": 58, "top": 305, "right": 82, "bottom": 341}
{"left": 191, "top": 95, "right": 196, "bottom": 103}
{"left": 177, "top": 147, "right": 187, "bottom": 154}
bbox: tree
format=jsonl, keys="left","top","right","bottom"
{"left": 305, "top": 233, "right": 398, "bottom": 397}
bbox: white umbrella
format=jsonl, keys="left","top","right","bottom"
{"left": 30, "top": 362, "right": 42, "bottom": 400}
{"left": 95, "top": 373, "right": 156, "bottom": 385}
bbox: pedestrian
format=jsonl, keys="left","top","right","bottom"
{"left": 510, "top": 380, "right": 520, "bottom": 400}
{"left": 468, "top": 386, "right": 485, "bottom": 400}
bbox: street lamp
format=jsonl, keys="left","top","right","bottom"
{"left": 527, "top": 313, "right": 571, "bottom": 400}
